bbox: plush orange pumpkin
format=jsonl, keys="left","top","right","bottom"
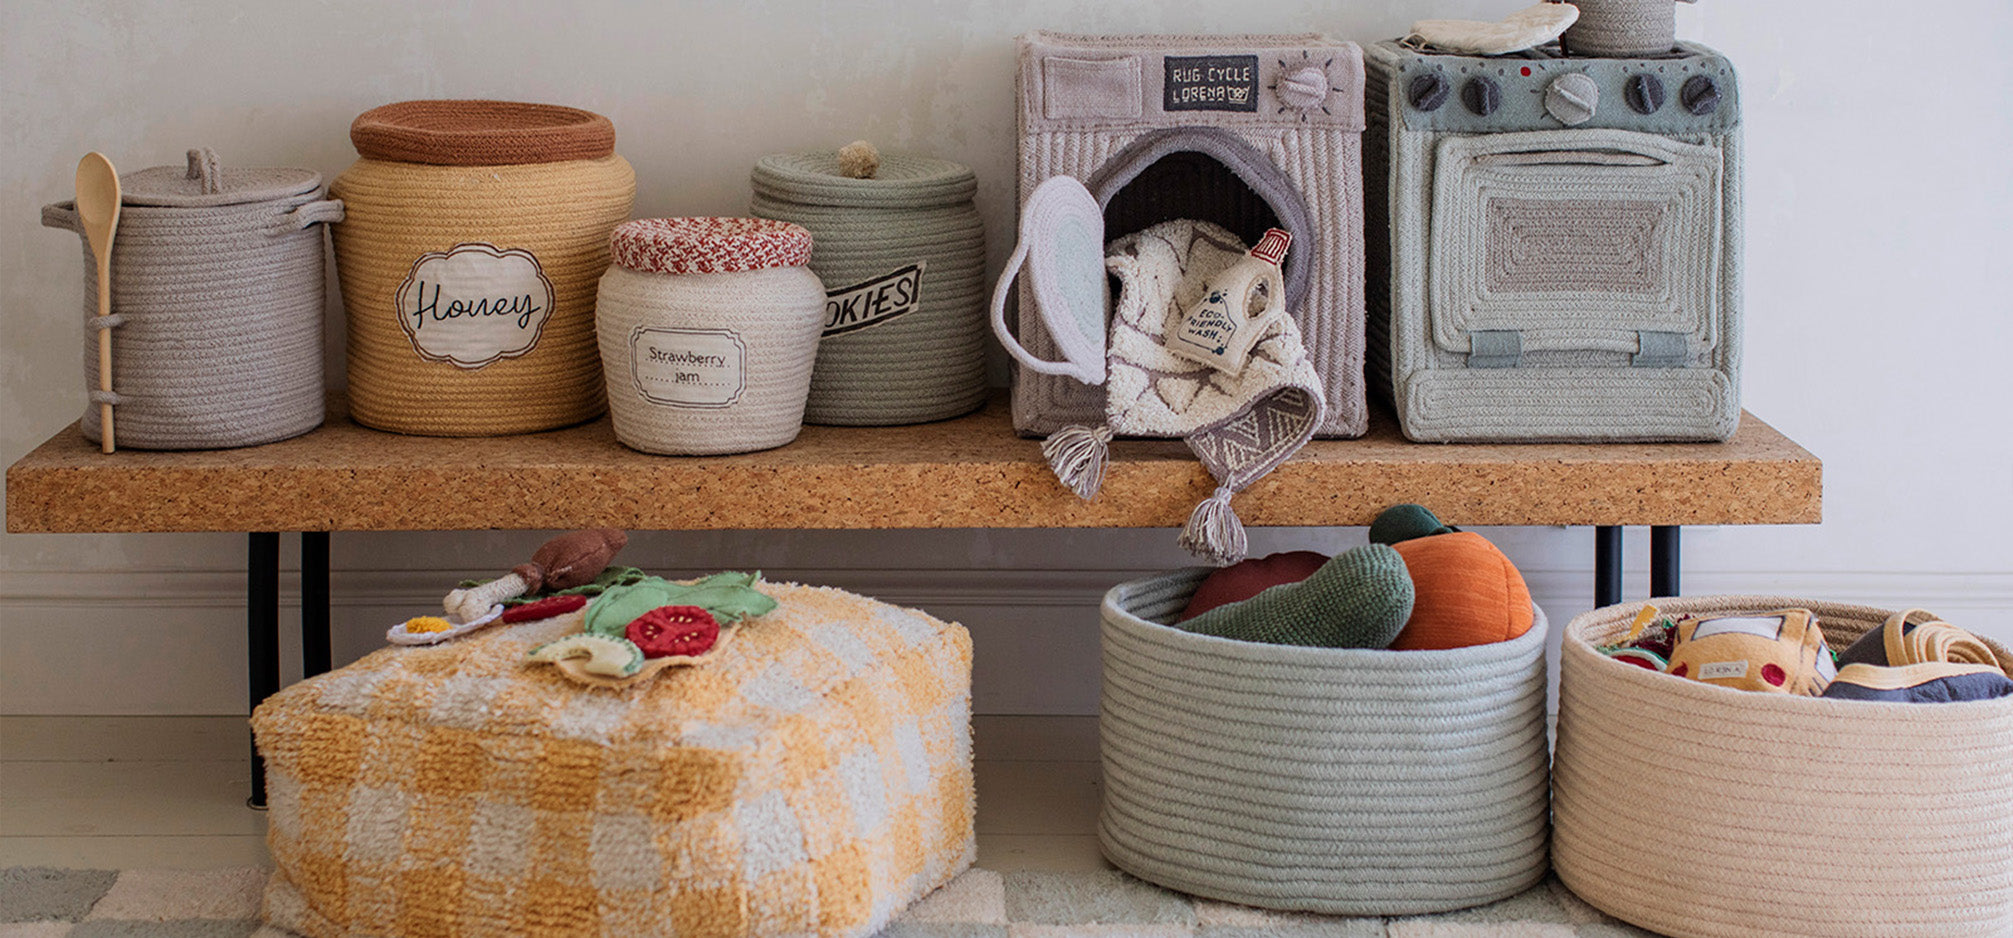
{"left": 1389, "top": 532, "right": 1533, "bottom": 650}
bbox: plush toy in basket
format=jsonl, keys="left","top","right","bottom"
{"left": 1171, "top": 503, "right": 1537, "bottom": 653}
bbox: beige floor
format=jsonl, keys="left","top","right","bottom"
{"left": 0, "top": 714, "right": 1112, "bottom": 873}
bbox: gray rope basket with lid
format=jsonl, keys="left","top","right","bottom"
{"left": 41, "top": 148, "right": 341, "bottom": 450}
{"left": 1098, "top": 567, "right": 1553, "bottom": 915}
{"left": 751, "top": 144, "right": 988, "bottom": 426}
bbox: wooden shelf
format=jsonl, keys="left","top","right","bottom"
{"left": 6, "top": 393, "right": 1819, "bottom": 533}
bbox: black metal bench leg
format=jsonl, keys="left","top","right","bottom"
{"left": 302, "top": 532, "right": 331, "bottom": 677}
{"left": 247, "top": 532, "right": 280, "bottom": 809}
{"left": 1594, "top": 526, "right": 1623, "bottom": 608}
{"left": 1651, "top": 525, "right": 1681, "bottom": 598}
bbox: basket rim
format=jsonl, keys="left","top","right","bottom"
{"left": 1563, "top": 595, "right": 2013, "bottom": 716}
{"left": 1102, "top": 566, "right": 1548, "bottom": 668}
{"left": 350, "top": 99, "right": 615, "bottom": 165}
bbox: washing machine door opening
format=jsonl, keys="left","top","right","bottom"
{"left": 1085, "top": 127, "right": 1315, "bottom": 316}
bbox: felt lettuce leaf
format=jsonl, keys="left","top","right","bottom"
{"left": 583, "top": 572, "right": 778, "bottom": 639}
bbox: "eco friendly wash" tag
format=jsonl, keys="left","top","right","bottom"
{"left": 395, "top": 243, "right": 555, "bottom": 369}
{"left": 629, "top": 327, "right": 747, "bottom": 408}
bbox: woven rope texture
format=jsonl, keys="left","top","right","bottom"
{"left": 752, "top": 150, "right": 989, "bottom": 426}
{"left": 596, "top": 263, "right": 825, "bottom": 455}
{"left": 1562, "top": 0, "right": 1684, "bottom": 58}
{"left": 332, "top": 155, "right": 634, "bottom": 436}
{"left": 1361, "top": 41, "right": 1743, "bottom": 442}
{"left": 1012, "top": 35, "right": 1369, "bottom": 440}
{"left": 350, "top": 100, "right": 616, "bottom": 166}
{"left": 44, "top": 195, "right": 335, "bottom": 450}
{"left": 1554, "top": 596, "right": 2013, "bottom": 938}
{"left": 1098, "top": 568, "right": 1551, "bottom": 915}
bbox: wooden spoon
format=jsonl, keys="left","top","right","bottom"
{"left": 74, "top": 152, "right": 121, "bottom": 454}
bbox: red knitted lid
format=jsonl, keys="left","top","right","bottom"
{"left": 351, "top": 100, "right": 615, "bottom": 165}
{"left": 611, "top": 217, "right": 814, "bottom": 275}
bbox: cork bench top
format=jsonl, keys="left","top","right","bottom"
{"left": 7, "top": 393, "right": 1819, "bottom": 533}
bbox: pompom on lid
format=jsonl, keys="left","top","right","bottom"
{"left": 611, "top": 217, "right": 814, "bottom": 275}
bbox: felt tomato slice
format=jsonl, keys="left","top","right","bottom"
{"left": 626, "top": 605, "right": 720, "bottom": 658}
{"left": 501, "top": 594, "right": 590, "bottom": 623}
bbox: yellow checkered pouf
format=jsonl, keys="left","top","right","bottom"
{"left": 251, "top": 582, "right": 975, "bottom": 938}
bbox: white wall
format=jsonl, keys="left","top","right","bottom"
{"left": 3, "top": 0, "right": 2009, "bottom": 715}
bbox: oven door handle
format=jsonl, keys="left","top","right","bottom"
{"left": 1468, "top": 151, "right": 1666, "bottom": 169}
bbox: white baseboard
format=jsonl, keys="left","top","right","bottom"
{"left": 4, "top": 566, "right": 2008, "bottom": 716}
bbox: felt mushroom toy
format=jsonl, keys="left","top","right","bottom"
{"left": 444, "top": 528, "right": 629, "bottom": 622}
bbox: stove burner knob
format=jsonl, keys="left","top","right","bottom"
{"left": 1408, "top": 72, "right": 1451, "bottom": 112}
{"left": 1461, "top": 77, "right": 1502, "bottom": 116}
{"left": 1625, "top": 74, "right": 1666, "bottom": 114}
{"left": 1278, "top": 66, "right": 1330, "bottom": 109}
{"left": 1681, "top": 74, "right": 1723, "bottom": 115}
{"left": 1545, "top": 72, "right": 1600, "bottom": 126}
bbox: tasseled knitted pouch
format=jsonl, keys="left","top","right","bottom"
{"left": 991, "top": 176, "right": 1325, "bottom": 565}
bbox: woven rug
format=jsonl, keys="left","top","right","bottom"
{"left": 0, "top": 866, "right": 1665, "bottom": 937}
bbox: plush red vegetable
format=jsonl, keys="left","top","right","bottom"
{"left": 500, "top": 594, "right": 590, "bottom": 623}
{"left": 626, "top": 605, "right": 720, "bottom": 658}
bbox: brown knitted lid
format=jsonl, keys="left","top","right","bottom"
{"left": 350, "top": 100, "right": 615, "bottom": 165}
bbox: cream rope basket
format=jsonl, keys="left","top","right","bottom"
{"left": 331, "top": 100, "right": 635, "bottom": 436}
{"left": 1554, "top": 596, "right": 2013, "bottom": 938}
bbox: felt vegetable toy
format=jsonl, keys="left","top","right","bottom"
{"left": 1371, "top": 504, "right": 1535, "bottom": 651}
{"left": 1665, "top": 608, "right": 1837, "bottom": 695}
{"left": 527, "top": 572, "right": 777, "bottom": 689}
{"left": 1821, "top": 609, "right": 2013, "bottom": 703}
{"left": 444, "top": 528, "right": 629, "bottom": 623}
{"left": 1177, "top": 550, "right": 1329, "bottom": 621}
{"left": 1176, "top": 545, "right": 1415, "bottom": 649}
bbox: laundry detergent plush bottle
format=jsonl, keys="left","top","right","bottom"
{"left": 1165, "top": 228, "right": 1292, "bottom": 375}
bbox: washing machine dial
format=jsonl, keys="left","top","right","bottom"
{"left": 1277, "top": 66, "right": 1330, "bottom": 110}
{"left": 1545, "top": 73, "right": 1600, "bottom": 126}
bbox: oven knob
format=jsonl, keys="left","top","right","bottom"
{"left": 1408, "top": 72, "right": 1451, "bottom": 112}
{"left": 1681, "top": 74, "right": 1723, "bottom": 115}
{"left": 1545, "top": 72, "right": 1600, "bottom": 125}
{"left": 1278, "top": 66, "right": 1330, "bottom": 109}
{"left": 1626, "top": 74, "right": 1666, "bottom": 114}
{"left": 1461, "top": 77, "right": 1502, "bottom": 116}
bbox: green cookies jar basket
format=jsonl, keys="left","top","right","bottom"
{"left": 751, "top": 146, "right": 987, "bottom": 426}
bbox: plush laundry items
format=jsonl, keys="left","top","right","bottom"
{"left": 252, "top": 582, "right": 974, "bottom": 938}
{"left": 1822, "top": 609, "right": 2013, "bottom": 703}
{"left": 1389, "top": 532, "right": 1535, "bottom": 651}
{"left": 1102, "top": 221, "right": 1327, "bottom": 565}
{"left": 1175, "top": 545, "right": 1413, "bottom": 649}
{"left": 1176, "top": 550, "right": 1328, "bottom": 621}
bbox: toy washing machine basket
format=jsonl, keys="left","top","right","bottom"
{"left": 1006, "top": 33, "right": 1369, "bottom": 440}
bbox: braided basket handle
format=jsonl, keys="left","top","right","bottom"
{"left": 186, "top": 148, "right": 223, "bottom": 194}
